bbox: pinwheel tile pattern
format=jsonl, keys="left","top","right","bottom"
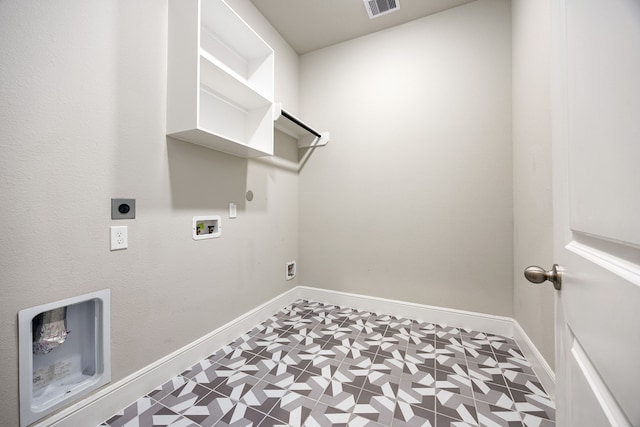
{"left": 99, "top": 299, "right": 554, "bottom": 427}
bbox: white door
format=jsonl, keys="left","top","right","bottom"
{"left": 551, "top": 0, "right": 640, "bottom": 426}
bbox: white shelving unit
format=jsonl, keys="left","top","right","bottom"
{"left": 167, "top": 0, "right": 274, "bottom": 158}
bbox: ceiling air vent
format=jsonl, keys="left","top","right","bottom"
{"left": 364, "top": 0, "right": 400, "bottom": 19}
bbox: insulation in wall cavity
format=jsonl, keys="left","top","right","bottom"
{"left": 32, "top": 307, "right": 69, "bottom": 355}
{"left": 18, "top": 289, "right": 111, "bottom": 427}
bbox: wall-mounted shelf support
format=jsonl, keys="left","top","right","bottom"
{"left": 274, "top": 104, "right": 330, "bottom": 149}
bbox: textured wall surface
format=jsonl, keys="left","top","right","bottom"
{"left": 299, "top": 0, "right": 514, "bottom": 317}
{"left": 0, "top": 1, "right": 299, "bottom": 425}
{"left": 512, "top": 0, "right": 555, "bottom": 369}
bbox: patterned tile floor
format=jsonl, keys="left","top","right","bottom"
{"left": 99, "top": 300, "right": 555, "bottom": 427}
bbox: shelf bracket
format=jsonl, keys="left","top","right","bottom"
{"left": 274, "top": 104, "right": 330, "bottom": 149}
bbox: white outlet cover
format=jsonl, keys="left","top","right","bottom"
{"left": 110, "top": 226, "right": 128, "bottom": 250}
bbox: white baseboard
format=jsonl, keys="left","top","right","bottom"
{"left": 298, "top": 286, "right": 556, "bottom": 398}
{"left": 298, "top": 286, "right": 555, "bottom": 397}
{"left": 297, "top": 286, "right": 515, "bottom": 337}
{"left": 37, "top": 285, "right": 555, "bottom": 426}
{"left": 39, "top": 288, "right": 301, "bottom": 427}
{"left": 512, "top": 320, "right": 556, "bottom": 400}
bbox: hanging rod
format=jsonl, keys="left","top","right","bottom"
{"left": 280, "top": 109, "right": 322, "bottom": 138}
{"left": 273, "top": 104, "right": 330, "bottom": 149}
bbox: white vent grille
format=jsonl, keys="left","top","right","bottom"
{"left": 364, "top": 0, "right": 400, "bottom": 19}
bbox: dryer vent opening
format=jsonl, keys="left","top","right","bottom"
{"left": 364, "top": 0, "right": 400, "bottom": 19}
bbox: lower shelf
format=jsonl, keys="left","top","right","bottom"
{"left": 169, "top": 127, "right": 273, "bottom": 158}
{"left": 167, "top": 89, "right": 273, "bottom": 158}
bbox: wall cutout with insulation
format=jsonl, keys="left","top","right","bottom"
{"left": 18, "top": 289, "right": 111, "bottom": 427}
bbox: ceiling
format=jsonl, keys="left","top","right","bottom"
{"left": 250, "top": 0, "right": 477, "bottom": 54}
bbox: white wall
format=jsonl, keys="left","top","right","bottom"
{"left": 512, "top": 0, "right": 555, "bottom": 369}
{"left": 0, "top": 1, "right": 299, "bottom": 425}
{"left": 298, "top": 0, "right": 514, "bottom": 317}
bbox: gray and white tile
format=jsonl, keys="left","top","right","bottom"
{"left": 99, "top": 299, "right": 554, "bottom": 427}
{"left": 180, "top": 390, "right": 235, "bottom": 426}
{"left": 266, "top": 391, "right": 316, "bottom": 426}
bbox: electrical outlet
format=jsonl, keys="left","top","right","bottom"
{"left": 111, "top": 198, "right": 135, "bottom": 220}
{"left": 110, "top": 226, "right": 128, "bottom": 250}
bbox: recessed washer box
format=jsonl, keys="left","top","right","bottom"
{"left": 18, "top": 290, "right": 111, "bottom": 427}
{"left": 193, "top": 215, "right": 222, "bottom": 240}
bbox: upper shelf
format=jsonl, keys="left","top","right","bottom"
{"left": 273, "top": 104, "right": 330, "bottom": 149}
{"left": 167, "top": 0, "right": 274, "bottom": 158}
{"left": 199, "top": 50, "right": 271, "bottom": 110}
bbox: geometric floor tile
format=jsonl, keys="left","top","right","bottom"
{"left": 404, "top": 345, "right": 436, "bottom": 371}
{"left": 503, "top": 370, "right": 545, "bottom": 395}
{"left": 318, "top": 379, "right": 360, "bottom": 412}
{"left": 99, "top": 299, "right": 555, "bottom": 427}
{"left": 361, "top": 371, "right": 400, "bottom": 398}
{"left": 266, "top": 392, "right": 316, "bottom": 426}
{"left": 239, "top": 381, "right": 287, "bottom": 416}
{"left": 475, "top": 400, "right": 524, "bottom": 427}
{"left": 159, "top": 380, "right": 212, "bottom": 414}
{"left": 333, "top": 362, "right": 370, "bottom": 390}
{"left": 352, "top": 390, "right": 395, "bottom": 425}
{"left": 255, "top": 415, "right": 289, "bottom": 427}
{"left": 435, "top": 369, "right": 474, "bottom": 398}
{"left": 435, "top": 355, "right": 470, "bottom": 377}
{"left": 148, "top": 377, "right": 189, "bottom": 403}
{"left": 470, "top": 378, "right": 514, "bottom": 409}
{"left": 180, "top": 390, "right": 235, "bottom": 426}
{"left": 262, "top": 362, "right": 304, "bottom": 390}
{"left": 304, "top": 354, "right": 342, "bottom": 379}
{"left": 105, "top": 396, "right": 157, "bottom": 427}
{"left": 497, "top": 353, "right": 536, "bottom": 376}
{"left": 371, "top": 352, "right": 405, "bottom": 378}
{"left": 288, "top": 370, "right": 331, "bottom": 400}
{"left": 467, "top": 362, "right": 507, "bottom": 387}
{"left": 215, "top": 372, "right": 261, "bottom": 401}
{"left": 435, "top": 390, "right": 479, "bottom": 426}
{"left": 392, "top": 401, "right": 435, "bottom": 427}
{"left": 304, "top": 402, "right": 352, "bottom": 426}
{"left": 397, "top": 374, "right": 436, "bottom": 410}
{"left": 510, "top": 388, "right": 556, "bottom": 421}
{"left": 521, "top": 413, "right": 556, "bottom": 427}
{"left": 235, "top": 357, "right": 278, "bottom": 380}
{"left": 188, "top": 363, "right": 236, "bottom": 391}
{"left": 435, "top": 413, "right": 477, "bottom": 427}
{"left": 216, "top": 402, "right": 267, "bottom": 426}
{"left": 110, "top": 399, "right": 196, "bottom": 427}
{"left": 347, "top": 414, "right": 387, "bottom": 427}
